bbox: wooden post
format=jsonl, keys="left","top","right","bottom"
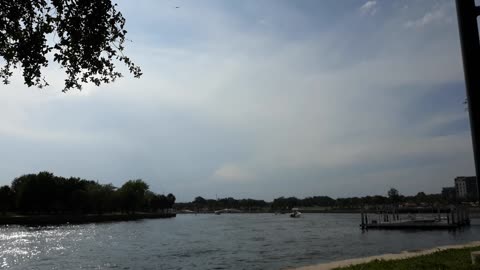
{"left": 457, "top": 208, "right": 461, "bottom": 225}
{"left": 467, "top": 207, "right": 471, "bottom": 224}
{"left": 459, "top": 208, "right": 462, "bottom": 225}
{"left": 361, "top": 211, "right": 365, "bottom": 228}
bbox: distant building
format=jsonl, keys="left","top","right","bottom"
{"left": 455, "top": 176, "right": 478, "bottom": 201}
{"left": 441, "top": 187, "right": 456, "bottom": 201}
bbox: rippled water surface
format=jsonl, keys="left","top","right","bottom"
{"left": 2, "top": 214, "right": 480, "bottom": 269}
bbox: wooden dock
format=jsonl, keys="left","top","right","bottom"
{"left": 360, "top": 206, "right": 470, "bottom": 230}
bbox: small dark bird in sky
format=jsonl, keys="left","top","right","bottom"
{"left": 176, "top": 7, "right": 179, "bottom": 8}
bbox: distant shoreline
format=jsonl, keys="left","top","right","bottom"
{"left": 178, "top": 209, "right": 363, "bottom": 214}
{"left": 0, "top": 212, "right": 176, "bottom": 226}
{"left": 179, "top": 207, "right": 480, "bottom": 215}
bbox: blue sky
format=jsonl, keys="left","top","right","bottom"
{"left": 0, "top": 0, "right": 474, "bottom": 201}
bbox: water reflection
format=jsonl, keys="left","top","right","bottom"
{"left": 1, "top": 214, "right": 480, "bottom": 270}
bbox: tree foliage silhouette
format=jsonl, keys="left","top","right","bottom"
{"left": 388, "top": 187, "right": 400, "bottom": 203}
{"left": 0, "top": 185, "right": 13, "bottom": 215}
{"left": 3, "top": 172, "right": 174, "bottom": 215}
{"left": 0, "top": 0, "right": 141, "bottom": 92}
{"left": 118, "top": 179, "right": 149, "bottom": 214}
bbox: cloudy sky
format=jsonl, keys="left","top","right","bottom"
{"left": 0, "top": 0, "right": 474, "bottom": 201}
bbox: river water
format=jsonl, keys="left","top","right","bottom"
{"left": 2, "top": 213, "right": 480, "bottom": 269}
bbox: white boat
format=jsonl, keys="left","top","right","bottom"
{"left": 290, "top": 208, "right": 301, "bottom": 218}
{"left": 214, "top": 208, "right": 242, "bottom": 215}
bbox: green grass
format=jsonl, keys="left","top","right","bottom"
{"left": 335, "top": 246, "right": 480, "bottom": 270}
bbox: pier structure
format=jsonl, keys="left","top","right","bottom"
{"left": 360, "top": 205, "right": 470, "bottom": 230}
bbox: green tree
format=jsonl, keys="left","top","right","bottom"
{"left": 414, "top": 191, "right": 427, "bottom": 204}
{"left": 0, "top": 0, "right": 141, "bottom": 92}
{"left": 4, "top": 172, "right": 176, "bottom": 215}
{"left": 166, "top": 193, "right": 176, "bottom": 209}
{"left": 118, "top": 179, "right": 149, "bottom": 213}
{"left": 388, "top": 188, "right": 400, "bottom": 204}
{"left": 87, "top": 183, "right": 116, "bottom": 214}
{"left": 0, "top": 185, "right": 13, "bottom": 215}
{"left": 71, "top": 189, "right": 89, "bottom": 213}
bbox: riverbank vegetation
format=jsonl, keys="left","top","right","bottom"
{"left": 334, "top": 246, "right": 480, "bottom": 270}
{"left": 0, "top": 172, "right": 175, "bottom": 215}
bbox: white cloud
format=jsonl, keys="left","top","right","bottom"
{"left": 360, "top": 1, "right": 378, "bottom": 16}
{"left": 404, "top": 5, "right": 451, "bottom": 29}
{"left": 212, "top": 163, "right": 254, "bottom": 183}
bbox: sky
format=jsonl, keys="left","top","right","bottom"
{"left": 0, "top": 0, "right": 475, "bottom": 202}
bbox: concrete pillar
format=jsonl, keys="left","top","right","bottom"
{"left": 472, "top": 251, "right": 480, "bottom": 264}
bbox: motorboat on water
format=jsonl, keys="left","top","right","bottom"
{"left": 214, "top": 208, "right": 242, "bottom": 215}
{"left": 290, "top": 208, "right": 301, "bottom": 218}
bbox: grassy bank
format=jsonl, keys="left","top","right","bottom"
{"left": 335, "top": 246, "right": 480, "bottom": 270}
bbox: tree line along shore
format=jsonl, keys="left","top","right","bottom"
{"left": 0, "top": 172, "right": 472, "bottom": 224}
{"left": 0, "top": 172, "right": 176, "bottom": 225}
{"left": 175, "top": 188, "right": 464, "bottom": 213}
